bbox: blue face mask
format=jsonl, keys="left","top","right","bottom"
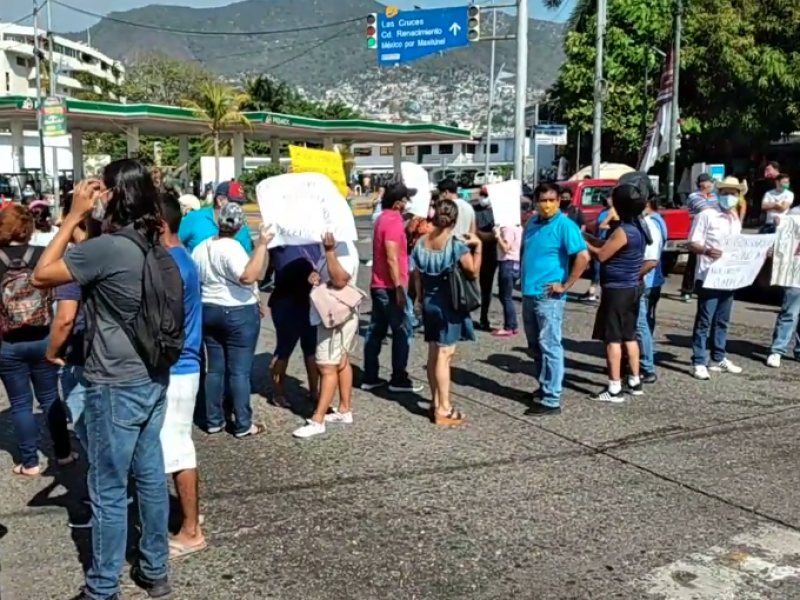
{"left": 720, "top": 194, "right": 739, "bottom": 210}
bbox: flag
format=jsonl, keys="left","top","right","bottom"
{"left": 637, "top": 47, "right": 680, "bottom": 172}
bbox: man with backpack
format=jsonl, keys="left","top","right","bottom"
{"left": 32, "top": 159, "right": 184, "bottom": 600}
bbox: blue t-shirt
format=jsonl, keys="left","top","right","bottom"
{"left": 267, "top": 244, "right": 322, "bottom": 307}
{"left": 54, "top": 281, "right": 85, "bottom": 366}
{"left": 521, "top": 212, "right": 587, "bottom": 297}
{"left": 178, "top": 207, "right": 253, "bottom": 254}
{"left": 169, "top": 246, "right": 202, "bottom": 375}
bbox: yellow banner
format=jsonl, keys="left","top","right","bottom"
{"left": 289, "top": 146, "right": 348, "bottom": 199}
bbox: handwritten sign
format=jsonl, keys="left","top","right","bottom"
{"left": 256, "top": 172, "right": 357, "bottom": 248}
{"left": 288, "top": 145, "right": 348, "bottom": 199}
{"left": 703, "top": 233, "right": 775, "bottom": 290}
{"left": 486, "top": 180, "right": 522, "bottom": 227}
{"left": 770, "top": 216, "right": 800, "bottom": 288}
{"left": 401, "top": 162, "right": 431, "bottom": 217}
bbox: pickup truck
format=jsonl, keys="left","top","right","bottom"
{"left": 523, "top": 178, "right": 693, "bottom": 270}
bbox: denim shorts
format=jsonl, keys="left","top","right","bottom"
{"left": 271, "top": 297, "right": 316, "bottom": 359}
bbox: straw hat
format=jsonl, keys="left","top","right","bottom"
{"left": 714, "top": 176, "right": 745, "bottom": 192}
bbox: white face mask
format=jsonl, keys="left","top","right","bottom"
{"left": 720, "top": 194, "right": 739, "bottom": 210}
{"left": 479, "top": 197, "right": 490, "bottom": 207}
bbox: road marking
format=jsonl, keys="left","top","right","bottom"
{"left": 642, "top": 525, "right": 800, "bottom": 599}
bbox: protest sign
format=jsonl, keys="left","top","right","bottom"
{"left": 288, "top": 145, "right": 349, "bottom": 199}
{"left": 401, "top": 162, "right": 431, "bottom": 217}
{"left": 703, "top": 233, "right": 775, "bottom": 290}
{"left": 256, "top": 172, "right": 357, "bottom": 248}
{"left": 770, "top": 216, "right": 800, "bottom": 288}
{"left": 486, "top": 180, "right": 522, "bottom": 227}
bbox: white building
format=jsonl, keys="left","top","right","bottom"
{"left": 351, "top": 134, "right": 556, "bottom": 180}
{"left": 0, "top": 23, "right": 122, "bottom": 98}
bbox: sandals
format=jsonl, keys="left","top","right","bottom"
{"left": 434, "top": 407, "right": 466, "bottom": 427}
{"left": 57, "top": 452, "right": 80, "bottom": 468}
{"left": 271, "top": 395, "right": 291, "bottom": 409}
{"left": 12, "top": 464, "right": 41, "bottom": 477}
{"left": 235, "top": 423, "right": 266, "bottom": 439}
{"left": 168, "top": 537, "right": 208, "bottom": 560}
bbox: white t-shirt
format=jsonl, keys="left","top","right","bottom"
{"left": 310, "top": 241, "right": 360, "bottom": 326}
{"left": 31, "top": 227, "right": 59, "bottom": 247}
{"left": 453, "top": 198, "right": 475, "bottom": 236}
{"left": 643, "top": 216, "right": 663, "bottom": 263}
{"left": 762, "top": 189, "right": 794, "bottom": 224}
{"left": 191, "top": 237, "right": 258, "bottom": 306}
{"left": 689, "top": 208, "right": 742, "bottom": 282}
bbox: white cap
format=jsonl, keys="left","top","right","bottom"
{"left": 178, "top": 194, "right": 201, "bottom": 212}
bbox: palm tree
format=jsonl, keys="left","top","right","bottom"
{"left": 182, "top": 80, "right": 252, "bottom": 186}
{"left": 242, "top": 75, "right": 295, "bottom": 113}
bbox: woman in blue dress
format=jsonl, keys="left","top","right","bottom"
{"left": 411, "top": 199, "right": 482, "bottom": 427}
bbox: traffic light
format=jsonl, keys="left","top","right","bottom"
{"left": 467, "top": 5, "right": 480, "bottom": 42}
{"left": 366, "top": 13, "right": 377, "bottom": 49}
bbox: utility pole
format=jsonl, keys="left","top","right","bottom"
{"left": 46, "top": 0, "right": 61, "bottom": 213}
{"left": 531, "top": 101, "right": 540, "bottom": 187}
{"left": 666, "top": 0, "right": 683, "bottom": 205}
{"left": 483, "top": 5, "right": 497, "bottom": 178}
{"left": 591, "top": 0, "right": 607, "bottom": 178}
{"left": 513, "top": 0, "right": 528, "bottom": 181}
{"left": 32, "top": 0, "right": 47, "bottom": 196}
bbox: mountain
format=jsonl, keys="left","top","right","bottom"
{"left": 63, "top": 0, "right": 566, "bottom": 128}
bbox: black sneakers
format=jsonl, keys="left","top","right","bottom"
{"left": 130, "top": 564, "right": 172, "bottom": 598}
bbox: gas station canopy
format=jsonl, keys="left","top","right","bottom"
{"left": 0, "top": 96, "right": 473, "bottom": 143}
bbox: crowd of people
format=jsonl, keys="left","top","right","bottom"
{"left": 1, "top": 155, "right": 797, "bottom": 599}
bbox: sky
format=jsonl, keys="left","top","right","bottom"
{"left": 3, "top": 0, "right": 575, "bottom": 33}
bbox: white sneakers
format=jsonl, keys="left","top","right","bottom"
{"left": 692, "top": 359, "right": 742, "bottom": 380}
{"left": 292, "top": 410, "right": 353, "bottom": 439}
{"left": 766, "top": 353, "right": 781, "bottom": 368}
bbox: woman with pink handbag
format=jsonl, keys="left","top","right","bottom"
{"left": 293, "top": 232, "right": 363, "bottom": 439}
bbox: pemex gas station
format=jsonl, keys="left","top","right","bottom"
{"left": 0, "top": 95, "right": 472, "bottom": 193}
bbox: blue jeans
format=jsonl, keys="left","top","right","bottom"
{"left": 522, "top": 295, "right": 566, "bottom": 407}
{"left": 203, "top": 303, "right": 260, "bottom": 435}
{"left": 363, "top": 288, "right": 412, "bottom": 384}
{"left": 498, "top": 261, "right": 519, "bottom": 330}
{"left": 83, "top": 378, "right": 169, "bottom": 600}
{"left": 637, "top": 286, "right": 661, "bottom": 375}
{"left": 0, "top": 336, "right": 69, "bottom": 469}
{"left": 691, "top": 282, "right": 735, "bottom": 366}
{"left": 770, "top": 287, "right": 800, "bottom": 357}
{"left": 60, "top": 364, "right": 87, "bottom": 451}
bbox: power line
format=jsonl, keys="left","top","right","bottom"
{"left": 51, "top": 0, "right": 364, "bottom": 37}
{"left": 199, "top": 28, "right": 360, "bottom": 65}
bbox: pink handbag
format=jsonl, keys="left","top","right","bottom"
{"left": 310, "top": 283, "right": 366, "bottom": 329}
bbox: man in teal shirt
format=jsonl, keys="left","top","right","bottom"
{"left": 520, "top": 182, "right": 589, "bottom": 416}
{"left": 179, "top": 181, "right": 253, "bottom": 253}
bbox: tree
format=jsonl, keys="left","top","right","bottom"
{"left": 548, "top": 0, "right": 800, "bottom": 166}
{"left": 238, "top": 164, "right": 286, "bottom": 200}
{"left": 242, "top": 75, "right": 296, "bottom": 113}
{"left": 182, "top": 81, "right": 252, "bottom": 185}
{"left": 122, "top": 52, "right": 214, "bottom": 104}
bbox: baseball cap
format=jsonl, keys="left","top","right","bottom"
{"left": 216, "top": 180, "right": 245, "bottom": 203}
{"left": 696, "top": 173, "right": 712, "bottom": 184}
{"left": 384, "top": 182, "right": 417, "bottom": 205}
{"left": 178, "top": 194, "right": 201, "bottom": 212}
{"left": 218, "top": 202, "right": 246, "bottom": 230}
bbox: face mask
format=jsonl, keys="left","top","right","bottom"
{"left": 537, "top": 201, "right": 559, "bottom": 219}
{"left": 91, "top": 194, "right": 107, "bottom": 220}
{"left": 428, "top": 207, "right": 435, "bottom": 219}
{"left": 479, "top": 197, "right": 490, "bottom": 207}
{"left": 560, "top": 200, "right": 571, "bottom": 209}
{"left": 783, "top": 183, "right": 791, "bottom": 191}
{"left": 720, "top": 194, "right": 739, "bottom": 210}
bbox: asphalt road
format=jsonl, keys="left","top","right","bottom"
{"left": 3, "top": 253, "right": 800, "bottom": 599}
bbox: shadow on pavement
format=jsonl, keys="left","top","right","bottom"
{"left": 251, "top": 351, "right": 313, "bottom": 419}
{"left": 664, "top": 333, "right": 769, "bottom": 363}
{"left": 350, "top": 364, "right": 429, "bottom": 418}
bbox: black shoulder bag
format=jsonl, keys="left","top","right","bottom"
{"left": 445, "top": 236, "right": 481, "bottom": 315}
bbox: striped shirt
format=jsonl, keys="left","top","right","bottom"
{"left": 687, "top": 191, "right": 718, "bottom": 216}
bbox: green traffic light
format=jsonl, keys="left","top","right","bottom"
{"left": 367, "top": 38, "right": 376, "bottom": 48}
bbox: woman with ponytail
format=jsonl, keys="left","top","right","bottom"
{"left": 583, "top": 178, "right": 652, "bottom": 403}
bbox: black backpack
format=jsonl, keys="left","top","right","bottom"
{"left": 110, "top": 229, "right": 185, "bottom": 373}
